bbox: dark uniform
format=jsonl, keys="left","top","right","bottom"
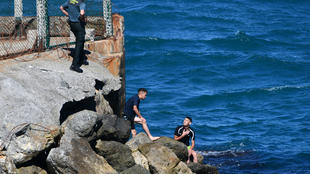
{"left": 174, "top": 125, "right": 195, "bottom": 146}
{"left": 123, "top": 95, "right": 140, "bottom": 129}
{"left": 61, "top": 0, "right": 87, "bottom": 71}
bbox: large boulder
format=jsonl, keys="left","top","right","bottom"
{"left": 95, "top": 140, "right": 135, "bottom": 172}
{"left": 187, "top": 162, "right": 219, "bottom": 174}
{"left": 61, "top": 110, "right": 100, "bottom": 141}
{"left": 96, "top": 115, "right": 131, "bottom": 143}
{"left": 16, "top": 166, "right": 47, "bottom": 174}
{"left": 155, "top": 136, "right": 188, "bottom": 162}
{"left": 4, "top": 124, "right": 59, "bottom": 165}
{"left": 47, "top": 137, "right": 117, "bottom": 174}
{"left": 0, "top": 54, "right": 121, "bottom": 141}
{"left": 138, "top": 143, "right": 192, "bottom": 174}
{"left": 120, "top": 164, "right": 150, "bottom": 174}
{"left": 126, "top": 133, "right": 152, "bottom": 151}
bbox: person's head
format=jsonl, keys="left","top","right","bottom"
{"left": 138, "top": 88, "right": 148, "bottom": 100}
{"left": 183, "top": 116, "right": 192, "bottom": 127}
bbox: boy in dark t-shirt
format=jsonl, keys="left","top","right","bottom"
{"left": 174, "top": 117, "right": 198, "bottom": 163}
{"left": 123, "top": 88, "right": 160, "bottom": 141}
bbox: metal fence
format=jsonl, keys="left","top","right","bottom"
{"left": 0, "top": 0, "right": 113, "bottom": 59}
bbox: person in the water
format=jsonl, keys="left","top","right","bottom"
{"left": 174, "top": 116, "right": 198, "bottom": 163}
{"left": 123, "top": 88, "right": 160, "bottom": 141}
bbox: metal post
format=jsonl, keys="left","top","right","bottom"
{"left": 36, "top": 0, "right": 49, "bottom": 49}
{"left": 103, "top": 0, "right": 113, "bottom": 37}
{"left": 14, "top": 0, "right": 23, "bottom": 20}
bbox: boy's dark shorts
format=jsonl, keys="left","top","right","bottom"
{"left": 123, "top": 115, "right": 135, "bottom": 129}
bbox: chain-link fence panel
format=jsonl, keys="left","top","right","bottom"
{"left": 0, "top": 0, "right": 112, "bottom": 59}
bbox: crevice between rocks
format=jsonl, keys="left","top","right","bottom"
{"left": 59, "top": 96, "right": 96, "bottom": 125}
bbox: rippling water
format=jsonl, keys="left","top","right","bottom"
{"left": 113, "top": 0, "right": 310, "bottom": 173}
{"left": 2, "top": 0, "right": 310, "bottom": 173}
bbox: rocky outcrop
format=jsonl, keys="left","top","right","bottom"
{"left": 126, "top": 132, "right": 152, "bottom": 151}
{"left": 95, "top": 140, "right": 135, "bottom": 172}
{"left": 138, "top": 143, "right": 193, "bottom": 174}
{"left": 155, "top": 136, "right": 188, "bottom": 162}
{"left": 0, "top": 12, "right": 219, "bottom": 174}
{"left": 4, "top": 124, "right": 60, "bottom": 165}
{"left": 46, "top": 138, "right": 117, "bottom": 174}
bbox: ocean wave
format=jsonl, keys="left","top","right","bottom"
{"left": 264, "top": 84, "right": 310, "bottom": 92}
{"left": 197, "top": 150, "right": 250, "bottom": 158}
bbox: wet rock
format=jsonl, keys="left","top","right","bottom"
{"left": 47, "top": 137, "right": 117, "bottom": 174}
{"left": 197, "top": 153, "right": 204, "bottom": 164}
{"left": 155, "top": 136, "right": 188, "bottom": 162}
{"left": 4, "top": 124, "right": 59, "bottom": 165}
{"left": 16, "top": 165, "right": 47, "bottom": 174}
{"left": 138, "top": 143, "right": 192, "bottom": 174}
{"left": 126, "top": 133, "right": 152, "bottom": 151}
{"left": 120, "top": 164, "right": 150, "bottom": 174}
{"left": 187, "top": 162, "right": 219, "bottom": 174}
{"left": 95, "top": 140, "right": 135, "bottom": 172}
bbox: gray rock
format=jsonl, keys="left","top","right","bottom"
{"left": 4, "top": 124, "right": 59, "bottom": 165}
{"left": 126, "top": 133, "right": 152, "bottom": 151}
{"left": 16, "top": 165, "right": 47, "bottom": 174}
{"left": 0, "top": 154, "right": 16, "bottom": 174}
{"left": 173, "top": 161, "right": 193, "bottom": 174}
{"left": 187, "top": 162, "right": 219, "bottom": 174}
{"left": 138, "top": 143, "right": 192, "bottom": 174}
{"left": 65, "top": 110, "right": 98, "bottom": 137}
{"left": 131, "top": 151, "right": 149, "bottom": 171}
{"left": 47, "top": 137, "right": 117, "bottom": 174}
{"left": 95, "top": 140, "right": 135, "bottom": 172}
{"left": 120, "top": 164, "right": 150, "bottom": 174}
{"left": 155, "top": 136, "right": 188, "bottom": 162}
{"left": 0, "top": 54, "right": 121, "bottom": 141}
{"left": 114, "top": 117, "right": 131, "bottom": 143}
{"left": 96, "top": 115, "right": 130, "bottom": 143}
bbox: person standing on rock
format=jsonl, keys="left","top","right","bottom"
{"left": 174, "top": 117, "right": 198, "bottom": 163}
{"left": 60, "top": 0, "right": 89, "bottom": 73}
{"left": 123, "top": 88, "right": 160, "bottom": 141}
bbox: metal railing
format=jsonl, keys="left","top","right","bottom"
{"left": 0, "top": 0, "right": 113, "bottom": 59}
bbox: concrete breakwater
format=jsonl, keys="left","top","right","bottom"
{"left": 0, "top": 14, "right": 218, "bottom": 174}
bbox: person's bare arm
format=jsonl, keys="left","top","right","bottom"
{"left": 133, "top": 105, "right": 143, "bottom": 118}
{"left": 60, "top": 6, "right": 69, "bottom": 16}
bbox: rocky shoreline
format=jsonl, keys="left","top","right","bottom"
{"left": 0, "top": 13, "right": 218, "bottom": 174}
{"left": 0, "top": 54, "right": 218, "bottom": 174}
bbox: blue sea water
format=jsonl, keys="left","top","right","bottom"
{"left": 1, "top": 0, "right": 310, "bottom": 173}
{"left": 113, "top": 0, "right": 310, "bottom": 173}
